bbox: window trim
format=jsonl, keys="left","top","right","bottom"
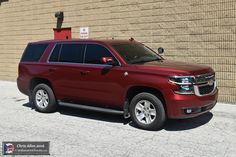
{"left": 47, "top": 42, "right": 121, "bottom": 66}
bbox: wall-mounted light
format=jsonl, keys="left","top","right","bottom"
{"left": 55, "top": 11, "right": 64, "bottom": 19}
{"left": 0, "top": 0, "right": 9, "bottom": 6}
{"left": 55, "top": 11, "right": 64, "bottom": 29}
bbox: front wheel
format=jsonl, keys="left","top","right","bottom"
{"left": 129, "top": 92, "right": 166, "bottom": 130}
{"left": 32, "top": 84, "right": 57, "bottom": 113}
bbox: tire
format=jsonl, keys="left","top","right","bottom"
{"left": 129, "top": 92, "right": 166, "bottom": 130}
{"left": 32, "top": 83, "right": 57, "bottom": 113}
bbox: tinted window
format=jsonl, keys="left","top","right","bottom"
{"left": 21, "top": 44, "right": 48, "bottom": 62}
{"left": 85, "top": 44, "right": 113, "bottom": 64}
{"left": 49, "top": 44, "right": 61, "bottom": 62}
{"left": 59, "top": 44, "right": 84, "bottom": 63}
{"left": 112, "top": 43, "right": 162, "bottom": 64}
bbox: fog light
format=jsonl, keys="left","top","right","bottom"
{"left": 186, "top": 109, "right": 192, "bottom": 114}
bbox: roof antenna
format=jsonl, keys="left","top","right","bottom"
{"left": 129, "top": 37, "right": 134, "bottom": 41}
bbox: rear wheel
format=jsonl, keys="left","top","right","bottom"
{"left": 129, "top": 92, "right": 166, "bottom": 130}
{"left": 32, "top": 84, "right": 57, "bottom": 113}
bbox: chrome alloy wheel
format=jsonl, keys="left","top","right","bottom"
{"left": 135, "top": 100, "right": 157, "bottom": 124}
{"left": 35, "top": 89, "right": 49, "bottom": 109}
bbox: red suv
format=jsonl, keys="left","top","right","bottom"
{"left": 17, "top": 39, "right": 218, "bottom": 130}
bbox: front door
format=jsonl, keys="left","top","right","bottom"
{"left": 78, "top": 43, "right": 125, "bottom": 109}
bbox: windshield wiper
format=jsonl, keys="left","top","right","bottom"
{"left": 147, "top": 58, "right": 162, "bottom": 62}
{"left": 130, "top": 57, "right": 162, "bottom": 64}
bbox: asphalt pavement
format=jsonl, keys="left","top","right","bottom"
{"left": 0, "top": 81, "right": 236, "bottom": 157}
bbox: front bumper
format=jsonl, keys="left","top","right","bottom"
{"left": 165, "top": 88, "right": 218, "bottom": 119}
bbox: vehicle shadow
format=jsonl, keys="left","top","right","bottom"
{"left": 58, "top": 106, "right": 127, "bottom": 124}
{"left": 22, "top": 102, "right": 213, "bottom": 131}
{"left": 22, "top": 102, "right": 127, "bottom": 124}
{"left": 163, "top": 112, "right": 213, "bottom": 131}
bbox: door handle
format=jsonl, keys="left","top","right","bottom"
{"left": 48, "top": 68, "right": 56, "bottom": 72}
{"left": 80, "top": 70, "right": 90, "bottom": 75}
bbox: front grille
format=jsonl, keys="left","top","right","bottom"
{"left": 195, "top": 73, "right": 215, "bottom": 83}
{"left": 194, "top": 73, "right": 216, "bottom": 96}
{"left": 198, "top": 83, "right": 215, "bottom": 95}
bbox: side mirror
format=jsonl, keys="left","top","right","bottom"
{"left": 158, "top": 47, "right": 164, "bottom": 54}
{"left": 101, "top": 57, "right": 114, "bottom": 65}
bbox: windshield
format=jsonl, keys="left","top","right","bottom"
{"left": 112, "top": 43, "right": 163, "bottom": 64}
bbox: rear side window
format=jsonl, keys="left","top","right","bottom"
{"left": 49, "top": 44, "right": 61, "bottom": 62}
{"left": 21, "top": 44, "right": 48, "bottom": 62}
{"left": 59, "top": 44, "right": 84, "bottom": 63}
{"left": 49, "top": 44, "right": 84, "bottom": 63}
{"left": 85, "top": 44, "right": 114, "bottom": 64}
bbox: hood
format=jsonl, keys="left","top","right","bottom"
{"left": 134, "top": 60, "right": 213, "bottom": 76}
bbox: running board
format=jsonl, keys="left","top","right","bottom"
{"left": 58, "top": 101, "right": 124, "bottom": 115}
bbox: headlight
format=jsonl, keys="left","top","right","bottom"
{"left": 169, "top": 76, "right": 195, "bottom": 94}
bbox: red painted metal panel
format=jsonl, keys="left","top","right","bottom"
{"left": 53, "top": 27, "right": 72, "bottom": 40}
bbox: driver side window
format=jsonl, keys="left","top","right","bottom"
{"left": 84, "top": 44, "right": 117, "bottom": 65}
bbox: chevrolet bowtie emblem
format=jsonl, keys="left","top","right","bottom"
{"left": 208, "top": 80, "right": 214, "bottom": 86}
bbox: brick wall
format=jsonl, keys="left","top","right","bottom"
{"left": 0, "top": 0, "right": 235, "bottom": 103}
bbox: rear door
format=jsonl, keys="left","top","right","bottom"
{"left": 47, "top": 43, "right": 86, "bottom": 102}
